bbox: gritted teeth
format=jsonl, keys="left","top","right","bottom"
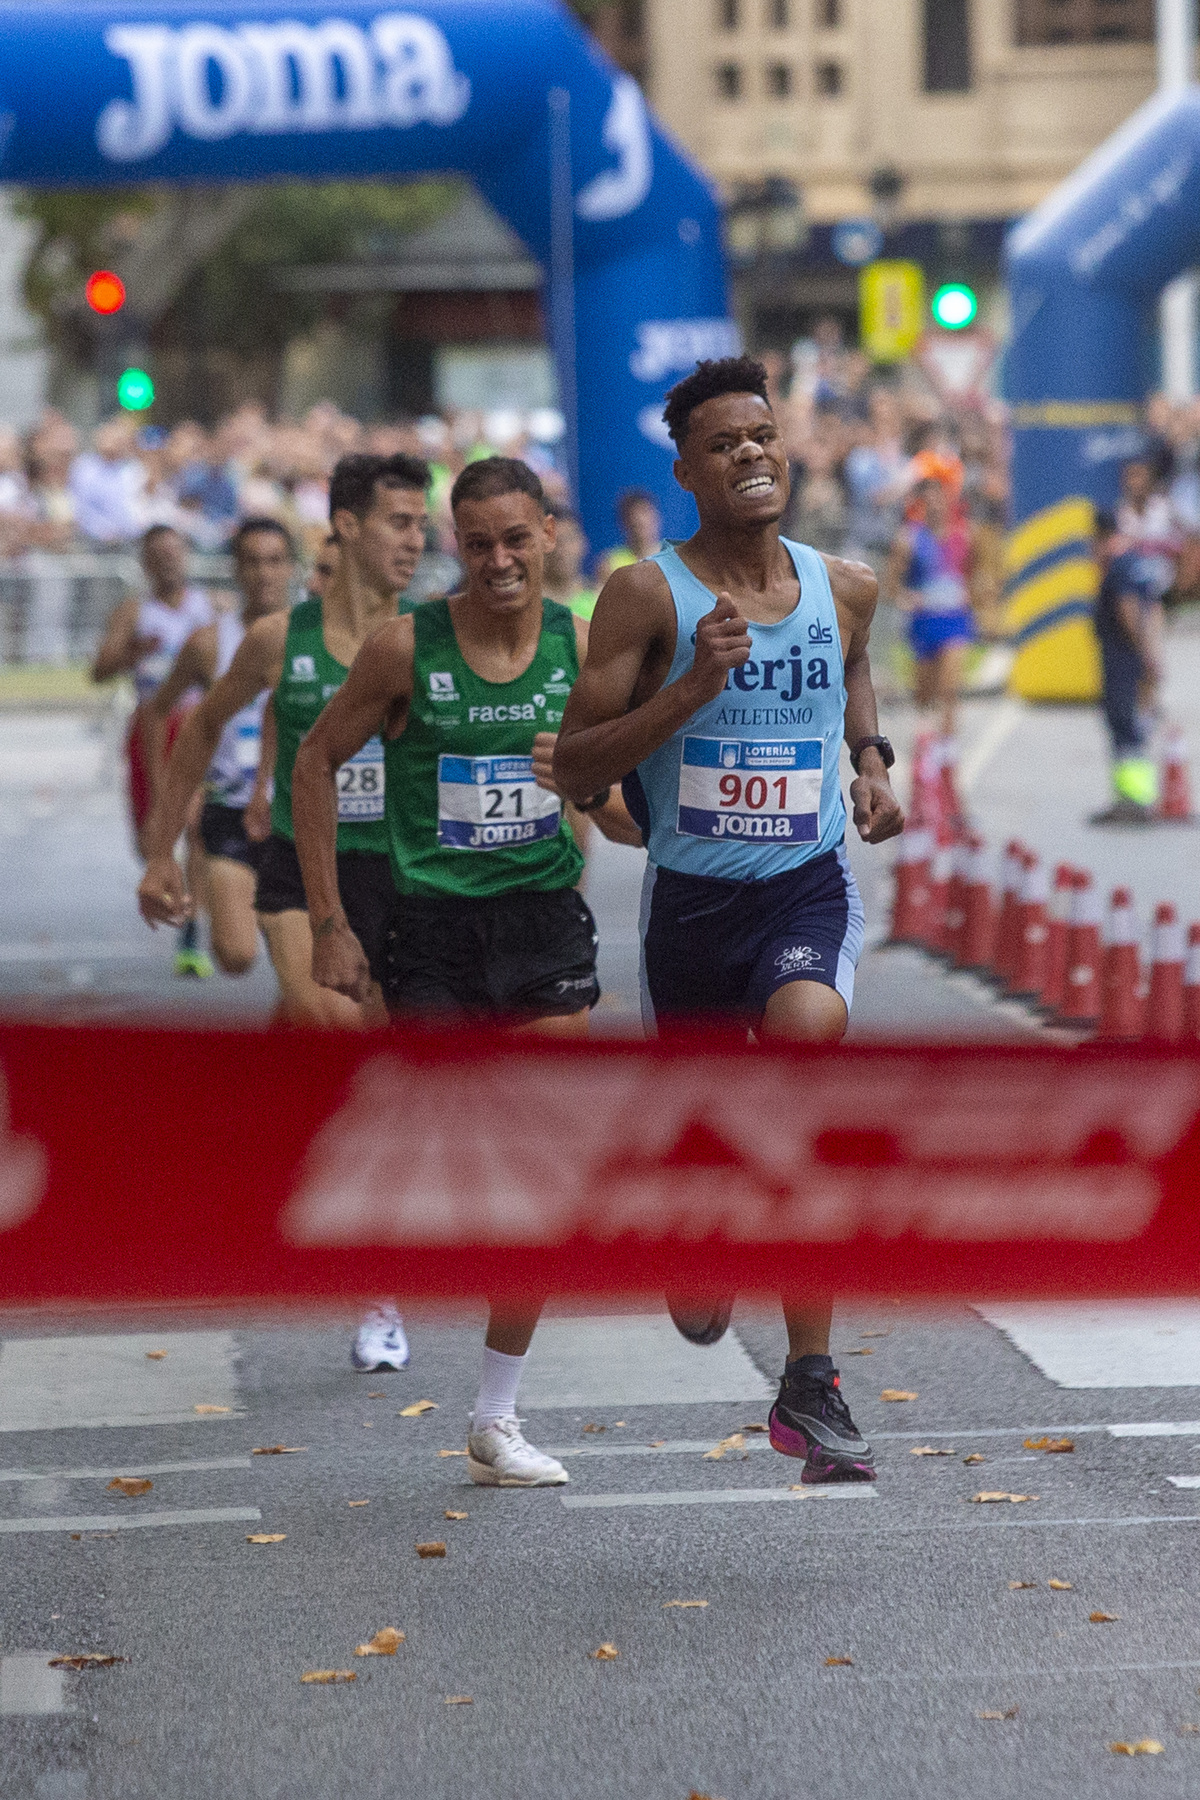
{"left": 735, "top": 474, "right": 774, "bottom": 494}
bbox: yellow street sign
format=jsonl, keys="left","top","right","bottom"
{"left": 859, "top": 260, "right": 925, "bottom": 363}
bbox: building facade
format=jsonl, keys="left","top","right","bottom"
{"left": 641, "top": 0, "right": 1163, "bottom": 345}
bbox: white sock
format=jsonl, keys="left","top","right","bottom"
{"left": 473, "top": 1347, "right": 526, "bottom": 1430}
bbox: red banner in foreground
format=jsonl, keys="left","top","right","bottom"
{"left": 2, "top": 1020, "right": 1200, "bottom": 1306}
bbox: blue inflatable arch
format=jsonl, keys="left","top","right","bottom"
{"left": 1005, "top": 89, "right": 1200, "bottom": 699}
{"left": 0, "top": 0, "right": 733, "bottom": 556}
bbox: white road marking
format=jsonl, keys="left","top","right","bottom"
{"left": 958, "top": 697, "right": 1025, "bottom": 796}
{"left": 0, "top": 1332, "right": 241, "bottom": 1431}
{"left": 0, "top": 1506, "right": 261, "bottom": 1535}
{"left": 1167, "top": 1475, "right": 1200, "bottom": 1488}
{"left": 0, "top": 1457, "right": 252, "bottom": 1483}
{"left": 561, "top": 1485, "right": 878, "bottom": 1510}
{"left": 0, "top": 942, "right": 145, "bottom": 962}
{"left": 0, "top": 1653, "right": 68, "bottom": 1716}
{"left": 836, "top": 1659, "right": 1200, "bottom": 1684}
{"left": 975, "top": 1302, "right": 1200, "bottom": 1387}
{"left": 1108, "top": 1420, "right": 1200, "bottom": 1437}
{"left": 520, "top": 1316, "right": 771, "bottom": 1409}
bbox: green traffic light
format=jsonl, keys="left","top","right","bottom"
{"left": 117, "top": 367, "right": 154, "bottom": 411}
{"left": 931, "top": 283, "right": 977, "bottom": 331}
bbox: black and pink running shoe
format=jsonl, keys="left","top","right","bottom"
{"left": 769, "top": 1362, "right": 876, "bottom": 1484}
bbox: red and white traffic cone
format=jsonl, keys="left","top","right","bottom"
{"left": 936, "top": 737, "right": 966, "bottom": 839}
{"left": 924, "top": 834, "right": 957, "bottom": 956}
{"left": 886, "top": 828, "right": 932, "bottom": 947}
{"left": 956, "top": 835, "right": 995, "bottom": 972}
{"left": 1157, "top": 725, "right": 1194, "bottom": 823}
{"left": 942, "top": 837, "right": 970, "bottom": 965}
{"left": 1146, "top": 902, "right": 1186, "bottom": 1042}
{"left": 1058, "top": 871, "right": 1102, "bottom": 1027}
{"left": 991, "top": 841, "right": 1026, "bottom": 989}
{"left": 1008, "top": 853, "right": 1051, "bottom": 1001}
{"left": 1184, "top": 923, "right": 1200, "bottom": 1039}
{"left": 1039, "top": 864, "right": 1076, "bottom": 1017}
{"left": 908, "top": 730, "right": 942, "bottom": 834}
{"left": 1098, "top": 887, "right": 1145, "bottom": 1041}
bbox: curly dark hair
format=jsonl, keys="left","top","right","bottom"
{"left": 662, "top": 355, "right": 771, "bottom": 447}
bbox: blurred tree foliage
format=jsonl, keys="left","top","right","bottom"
{"left": 15, "top": 178, "right": 460, "bottom": 355}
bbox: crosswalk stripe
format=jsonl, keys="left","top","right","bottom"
{"left": 0, "top": 1506, "right": 261, "bottom": 1535}
{"left": 0, "top": 1654, "right": 68, "bottom": 1716}
{"left": 561, "top": 1486, "right": 878, "bottom": 1510}
{"left": 0, "top": 1457, "right": 253, "bottom": 1483}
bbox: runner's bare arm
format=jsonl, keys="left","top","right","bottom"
{"left": 144, "top": 626, "right": 217, "bottom": 799}
{"left": 292, "top": 616, "right": 414, "bottom": 1003}
{"left": 90, "top": 597, "right": 146, "bottom": 682}
{"left": 138, "top": 614, "right": 287, "bottom": 925}
{"left": 554, "top": 561, "right": 750, "bottom": 800}
{"left": 243, "top": 692, "right": 276, "bottom": 844}
{"left": 883, "top": 532, "right": 914, "bottom": 610}
{"left": 826, "top": 556, "right": 904, "bottom": 846}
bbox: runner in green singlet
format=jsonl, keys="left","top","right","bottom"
{"left": 291, "top": 456, "right": 641, "bottom": 1486}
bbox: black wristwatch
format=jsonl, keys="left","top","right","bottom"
{"left": 849, "top": 735, "right": 895, "bottom": 776}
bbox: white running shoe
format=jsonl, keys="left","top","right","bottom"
{"left": 351, "top": 1305, "right": 409, "bottom": 1372}
{"left": 466, "top": 1416, "right": 570, "bottom": 1487}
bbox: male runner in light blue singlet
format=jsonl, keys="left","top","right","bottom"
{"left": 555, "top": 355, "right": 904, "bottom": 1484}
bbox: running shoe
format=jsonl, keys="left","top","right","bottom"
{"left": 466, "top": 1416, "right": 569, "bottom": 1487}
{"left": 768, "top": 1362, "right": 876, "bottom": 1483}
{"left": 351, "top": 1305, "right": 410, "bottom": 1372}
{"left": 173, "top": 946, "right": 215, "bottom": 978}
{"left": 666, "top": 1296, "right": 735, "bottom": 1346}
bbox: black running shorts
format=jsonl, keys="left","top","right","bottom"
{"left": 254, "top": 832, "right": 395, "bottom": 987}
{"left": 198, "top": 801, "right": 266, "bottom": 875}
{"left": 385, "top": 887, "right": 599, "bottom": 1021}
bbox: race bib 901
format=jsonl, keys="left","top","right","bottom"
{"left": 337, "top": 736, "right": 385, "bottom": 822}
{"left": 437, "top": 754, "right": 560, "bottom": 851}
{"left": 677, "top": 736, "right": 822, "bottom": 843}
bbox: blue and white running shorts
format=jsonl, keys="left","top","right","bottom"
{"left": 639, "top": 844, "right": 864, "bottom": 1030}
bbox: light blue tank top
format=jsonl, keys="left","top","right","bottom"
{"left": 626, "top": 539, "right": 847, "bottom": 881}
{"left": 205, "top": 611, "right": 268, "bottom": 809}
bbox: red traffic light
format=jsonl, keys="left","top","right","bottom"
{"left": 86, "top": 270, "right": 126, "bottom": 316}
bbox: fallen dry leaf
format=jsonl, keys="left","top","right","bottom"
{"left": 1048, "top": 1578, "right": 1073, "bottom": 1590}
{"left": 911, "top": 1446, "right": 954, "bottom": 1457}
{"left": 880, "top": 1390, "right": 917, "bottom": 1402}
{"left": 355, "top": 1628, "right": 404, "bottom": 1657}
{"left": 1180, "top": 1723, "right": 1200, "bottom": 1734}
{"left": 591, "top": 1644, "right": 619, "bottom": 1660}
{"left": 144, "top": 1351, "right": 167, "bottom": 1361}
{"left": 970, "top": 1492, "right": 1038, "bottom": 1504}
{"left": 703, "top": 1433, "right": 746, "bottom": 1461}
{"left": 1009, "top": 1581, "right": 1038, "bottom": 1590}
{"left": 979, "top": 1707, "right": 1019, "bottom": 1720}
{"left": 614, "top": 1421, "right": 626, "bottom": 1428}
{"left": 251, "top": 1445, "right": 305, "bottom": 1456}
{"left": 444, "top": 1510, "right": 468, "bottom": 1521}
{"left": 193, "top": 1404, "right": 231, "bottom": 1415}
{"left": 348, "top": 1500, "right": 369, "bottom": 1508}
{"left": 416, "top": 1541, "right": 447, "bottom": 1559}
{"left": 582, "top": 1422, "right": 606, "bottom": 1434}
{"left": 445, "top": 1695, "right": 473, "bottom": 1705}
{"left": 1109, "top": 1740, "right": 1163, "bottom": 1756}
{"left": 1090, "top": 1611, "right": 1119, "bottom": 1623}
{"left": 106, "top": 1477, "right": 151, "bottom": 1497}
{"left": 825, "top": 1656, "right": 854, "bottom": 1667}
{"left": 300, "top": 1670, "right": 356, "bottom": 1684}
{"left": 662, "top": 1600, "right": 708, "bottom": 1609}
{"left": 246, "top": 1533, "right": 287, "bottom": 1544}
{"left": 861, "top": 1330, "right": 890, "bottom": 1338}
{"left": 367, "top": 1392, "right": 385, "bottom": 1398}
{"left": 1025, "top": 1436, "right": 1075, "bottom": 1454}
{"left": 437, "top": 1449, "right": 467, "bottom": 1458}
{"left": 399, "top": 1400, "right": 438, "bottom": 1417}
{"left": 361, "top": 1422, "right": 373, "bottom": 1428}
{"left": 844, "top": 1348, "right": 874, "bottom": 1356}
{"left": 649, "top": 1439, "right": 667, "bottom": 1448}
{"left": 963, "top": 1454, "right": 985, "bottom": 1465}
{"left": 48, "top": 1654, "right": 125, "bottom": 1669}
{"left": 741, "top": 1423, "right": 768, "bottom": 1433}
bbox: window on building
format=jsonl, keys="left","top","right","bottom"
{"left": 769, "top": 0, "right": 791, "bottom": 25}
{"left": 718, "top": 0, "right": 741, "bottom": 29}
{"left": 817, "top": 0, "right": 842, "bottom": 25}
{"left": 765, "top": 61, "right": 794, "bottom": 94}
{"left": 1016, "top": 0, "right": 1153, "bottom": 43}
{"left": 814, "top": 59, "right": 844, "bottom": 93}
{"left": 716, "top": 61, "right": 744, "bottom": 98}
{"left": 924, "top": 0, "right": 973, "bottom": 90}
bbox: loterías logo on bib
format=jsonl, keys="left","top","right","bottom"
{"left": 96, "top": 13, "right": 471, "bottom": 162}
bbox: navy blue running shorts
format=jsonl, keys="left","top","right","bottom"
{"left": 640, "top": 845, "right": 864, "bottom": 1031}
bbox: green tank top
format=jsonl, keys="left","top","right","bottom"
{"left": 270, "top": 597, "right": 395, "bottom": 854}
{"left": 384, "top": 597, "right": 585, "bottom": 899}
